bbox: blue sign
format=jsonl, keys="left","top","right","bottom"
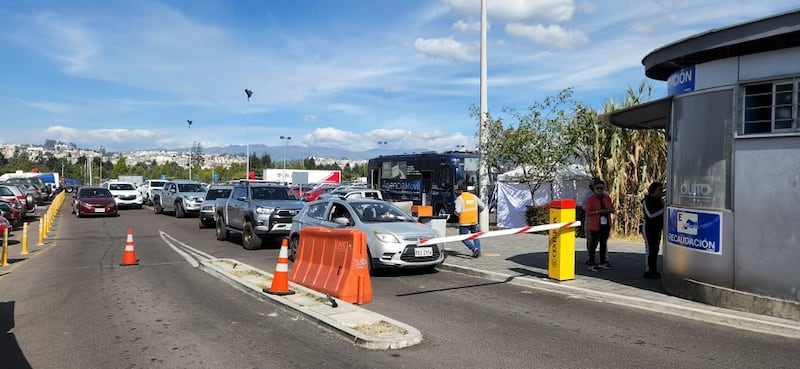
{"left": 666, "top": 207, "right": 722, "bottom": 254}
{"left": 160, "top": 174, "right": 167, "bottom": 180}
{"left": 213, "top": 173, "right": 219, "bottom": 180}
{"left": 667, "top": 65, "right": 695, "bottom": 96}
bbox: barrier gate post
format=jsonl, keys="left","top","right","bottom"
{"left": 548, "top": 199, "right": 576, "bottom": 281}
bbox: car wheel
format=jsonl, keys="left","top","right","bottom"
{"left": 153, "top": 199, "right": 163, "bottom": 214}
{"left": 242, "top": 221, "right": 262, "bottom": 250}
{"left": 215, "top": 217, "right": 228, "bottom": 241}
{"left": 364, "top": 247, "right": 376, "bottom": 276}
{"left": 289, "top": 235, "right": 300, "bottom": 261}
{"left": 175, "top": 202, "right": 185, "bottom": 218}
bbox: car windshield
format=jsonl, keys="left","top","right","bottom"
{"left": 109, "top": 183, "right": 136, "bottom": 190}
{"left": 205, "top": 188, "right": 232, "bottom": 200}
{"left": 351, "top": 202, "right": 412, "bottom": 222}
{"left": 150, "top": 181, "right": 166, "bottom": 187}
{"left": 177, "top": 183, "right": 204, "bottom": 192}
{"left": 79, "top": 188, "right": 113, "bottom": 198}
{"left": 251, "top": 187, "right": 298, "bottom": 200}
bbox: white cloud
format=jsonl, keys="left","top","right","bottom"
{"left": 444, "top": 0, "right": 576, "bottom": 22}
{"left": 43, "top": 125, "right": 159, "bottom": 148}
{"left": 453, "top": 19, "right": 482, "bottom": 32}
{"left": 505, "top": 23, "right": 588, "bottom": 49}
{"left": 413, "top": 36, "right": 476, "bottom": 61}
{"left": 20, "top": 100, "right": 72, "bottom": 114}
{"left": 303, "top": 114, "right": 317, "bottom": 122}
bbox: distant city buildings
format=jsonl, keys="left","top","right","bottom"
{"left": 0, "top": 142, "right": 366, "bottom": 170}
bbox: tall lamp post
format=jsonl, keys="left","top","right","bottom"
{"left": 187, "top": 120, "right": 193, "bottom": 181}
{"left": 245, "top": 89, "right": 253, "bottom": 179}
{"left": 478, "top": 0, "right": 490, "bottom": 232}
{"left": 280, "top": 136, "right": 292, "bottom": 170}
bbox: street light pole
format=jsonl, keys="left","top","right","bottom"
{"left": 280, "top": 136, "right": 292, "bottom": 170}
{"left": 187, "top": 120, "right": 193, "bottom": 181}
{"left": 245, "top": 89, "right": 253, "bottom": 179}
{"left": 478, "top": 0, "right": 490, "bottom": 232}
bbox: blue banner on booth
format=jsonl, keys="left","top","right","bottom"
{"left": 666, "top": 207, "right": 722, "bottom": 254}
{"left": 667, "top": 65, "right": 695, "bottom": 96}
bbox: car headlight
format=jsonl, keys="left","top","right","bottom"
{"left": 256, "top": 206, "right": 275, "bottom": 215}
{"left": 373, "top": 230, "right": 401, "bottom": 243}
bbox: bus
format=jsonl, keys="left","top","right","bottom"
{"left": 367, "top": 151, "right": 480, "bottom": 220}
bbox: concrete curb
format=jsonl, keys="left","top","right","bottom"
{"left": 438, "top": 263, "right": 800, "bottom": 339}
{"left": 197, "top": 258, "right": 423, "bottom": 350}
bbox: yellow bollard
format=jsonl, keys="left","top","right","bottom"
{"left": 1, "top": 228, "right": 8, "bottom": 267}
{"left": 548, "top": 199, "right": 577, "bottom": 281}
{"left": 37, "top": 219, "right": 44, "bottom": 246}
{"left": 21, "top": 222, "right": 29, "bottom": 255}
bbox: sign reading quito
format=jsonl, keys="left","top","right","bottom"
{"left": 666, "top": 207, "right": 722, "bottom": 254}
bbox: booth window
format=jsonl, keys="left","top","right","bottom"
{"left": 741, "top": 80, "right": 800, "bottom": 134}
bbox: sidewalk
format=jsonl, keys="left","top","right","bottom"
{"left": 438, "top": 225, "right": 800, "bottom": 339}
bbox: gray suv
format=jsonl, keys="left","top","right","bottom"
{"left": 199, "top": 184, "right": 233, "bottom": 228}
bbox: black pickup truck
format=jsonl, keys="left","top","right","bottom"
{"left": 214, "top": 182, "right": 304, "bottom": 250}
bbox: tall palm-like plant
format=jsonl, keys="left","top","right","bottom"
{"left": 571, "top": 81, "right": 667, "bottom": 236}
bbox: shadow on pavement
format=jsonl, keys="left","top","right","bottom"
{"left": 0, "top": 301, "right": 33, "bottom": 369}
{"left": 507, "top": 251, "right": 666, "bottom": 294}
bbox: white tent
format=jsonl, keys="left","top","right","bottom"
{"left": 494, "top": 164, "right": 592, "bottom": 229}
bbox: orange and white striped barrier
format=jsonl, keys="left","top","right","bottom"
{"left": 418, "top": 221, "right": 581, "bottom": 246}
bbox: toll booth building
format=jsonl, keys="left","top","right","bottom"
{"left": 605, "top": 10, "right": 800, "bottom": 321}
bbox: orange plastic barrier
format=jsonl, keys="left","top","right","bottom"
{"left": 289, "top": 227, "right": 372, "bottom": 304}
{"left": 411, "top": 205, "right": 432, "bottom": 217}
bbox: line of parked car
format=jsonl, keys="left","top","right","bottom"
{"left": 0, "top": 178, "right": 44, "bottom": 230}
{"left": 64, "top": 178, "right": 444, "bottom": 275}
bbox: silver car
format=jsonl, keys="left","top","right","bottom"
{"left": 199, "top": 184, "right": 233, "bottom": 228}
{"left": 289, "top": 198, "right": 444, "bottom": 274}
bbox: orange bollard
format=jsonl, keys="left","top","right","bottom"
{"left": 263, "top": 238, "right": 295, "bottom": 295}
{"left": 119, "top": 229, "right": 139, "bottom": 266}
{"left": 37, "top": 220, "right": 44, "bottom": 246}
{"left": 21, "top": 222, "right": 29, "bottom": 255}
{"left": 1, "top": 228, "right": 8, "bottom": 267}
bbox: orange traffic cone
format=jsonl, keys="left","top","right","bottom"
{"left": 120, "top": 229, "right": 139, "bottom": 266}
{"left": 263, "top": 238, "right": 295, "bottom": 295}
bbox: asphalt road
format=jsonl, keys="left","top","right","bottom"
{"left": 1, "top": 202, "right": 798, "bottom": 368}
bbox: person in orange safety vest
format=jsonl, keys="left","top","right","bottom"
{"left": 454, "top": 184, "right": 485, "bottom": 258}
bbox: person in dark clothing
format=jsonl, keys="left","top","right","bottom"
{"left": 641, "top": 181, "right": 665, "bottom": 279}
{"left": 584, "top": 181, "right": 615, "bottom": 271}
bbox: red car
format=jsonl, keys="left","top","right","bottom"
{"left": 0, "top": 215, "right": 10, "bottom": 234}
{"left": 72, "top": 186, "right": 118, "bottom": 217}
{"left": 0, "top": 199, "right": 22, "bottom": 229}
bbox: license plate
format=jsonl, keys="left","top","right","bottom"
{"left": 414, "top": 247, "right": 433, "bottom": 257}
{"left": 94, "top": 208, "right": 105, "bottom": 213}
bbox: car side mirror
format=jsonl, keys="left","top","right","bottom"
{"left": 333, "top": 217, "right": 350, "bottom": 226}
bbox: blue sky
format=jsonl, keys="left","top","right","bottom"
{"left": 1, "top": 0, "right": 797, "bottom": 153}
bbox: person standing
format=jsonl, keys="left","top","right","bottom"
{"left": 584, "top": 181, "right": 615, "bottom": 271}
{"left": 582, "top": 177, "right": 602, "bottom": 266}
{"left": 641, "top": 181, "right": 665, "bottom": 279}
{"left": 454, "top": 184, "right": 485, "bottom": 258}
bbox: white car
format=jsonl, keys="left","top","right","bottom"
{"left": 139, "top": 179, "right": 167, "bottom": 205}
{"left": 101, "top": 181, "right": 143, "bottom": 209}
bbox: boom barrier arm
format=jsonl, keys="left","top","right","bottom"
{"left": 418, "top": 221, "right": 581, "bottom": 246}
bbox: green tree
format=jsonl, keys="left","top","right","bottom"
{"left": 111, "top": 157, "right": 128, "bottom": 178}
{"left": 479, "top": 88, "right": 579, "bottom": 201}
